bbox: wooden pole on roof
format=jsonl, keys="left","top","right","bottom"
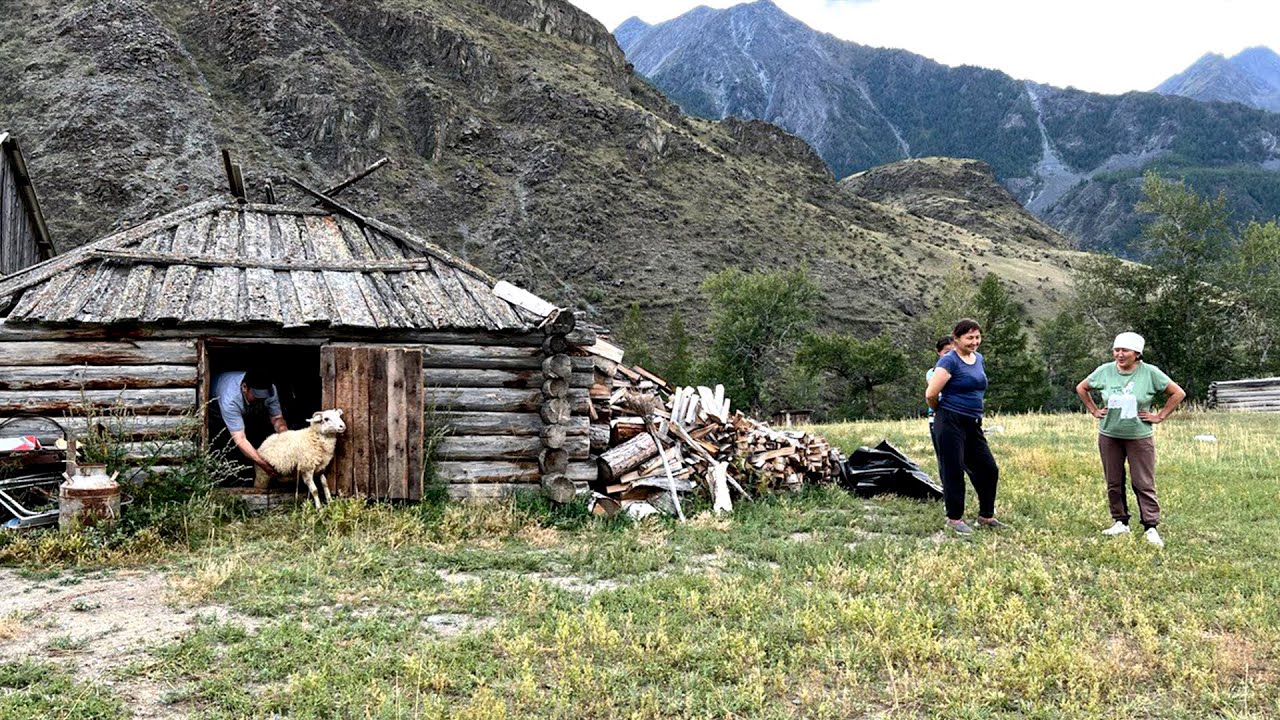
{"left": 220, "top": 148, "right": 245, "bottom": 200}
{"left": 321, "top": 157, "right": 390, "bottom": 198}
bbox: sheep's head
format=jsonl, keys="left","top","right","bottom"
{"left": 309, "top": 408, "right": 346, "bottom": 436}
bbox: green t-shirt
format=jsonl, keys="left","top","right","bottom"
{"left": 1085, "top": 361, "right": 1171, "bottom": 439}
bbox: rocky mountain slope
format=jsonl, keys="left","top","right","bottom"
{"left": 0, "top": 0, "right": 1084, "bottom": 335}
{"left": 1156, "top": 47, "right": 1280, "bottom": 112}
{"left": 617, "top": 1, "right": 1280, "bottom": 255}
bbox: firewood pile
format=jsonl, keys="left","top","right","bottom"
{"left": 584, "top": 358, "right": 842, "bottom": 519}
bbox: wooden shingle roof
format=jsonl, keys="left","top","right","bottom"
{"left": 0, "top": 196, "right": 536, "bottom": 331}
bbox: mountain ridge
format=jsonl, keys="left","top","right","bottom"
{"left": 616, "top": 2, "right": 1280, "bottom": 256}
{"left": 0, "top": 0, "right": 1085, "bottom": 336}
{"left": 1156, "top": 46, "right": 1280, "bottom": 112}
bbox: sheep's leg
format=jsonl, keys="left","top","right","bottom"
{"left": 301, "top": 470, "right": 322, "bottom": 509}
{"left": 318, "top": 472, "right": 332, "bottom": 504}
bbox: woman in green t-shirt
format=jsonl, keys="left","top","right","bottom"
{"left": 1075, "top": 332, "right": 1186, "bottom": 548}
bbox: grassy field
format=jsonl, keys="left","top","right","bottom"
{"left": 2, "top": 411, "right": 1278, "bottom": 719}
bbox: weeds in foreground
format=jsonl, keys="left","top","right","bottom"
{"left": 0, "top": 405, "right": 247, "bottom": 568}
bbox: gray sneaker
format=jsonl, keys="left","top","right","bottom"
{"left": 947, "top": 520, "right": 974, "bottom": 537}
{"left": 977, "top": 517, "right": 1010, "bottom": 530}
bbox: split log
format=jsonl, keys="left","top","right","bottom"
{"left": 542, "top": 354, "right": 572, "bottom": 379}
{"left": 0, "top": 389, "right": 197, "bottom": 414}
{"left": 0, "top": 364, "right": 197, "bottom": 391}
{"left": 540, "top": 398, "right": 572, "bottom": 425}
{"left": 427, "top": 387, "right": 588, "bottom": 413}
{"left": 597, "top": 431, "right": 658, "bottom": 484}
{"left": 433, "top": 412, "right": 587, "bottom": 436}
{"left": 541, "top": 378, "right": 569, "bottom": 399}
{"left": 542, "top": 334, "right": 572, "bottom": 355}
{"left": 434, "top": 434, "right": 588, "bottom": 461}
{"left": 0, "top": 340, "right": 197, "bottom": 366}
{"left": 565, "top": 462, "right": 596, "bottom": 483}
{"left": 590, "top": 423, "right": 610, "bottom": 453}
{"left": 540, "top": 423, "right": 567, "bottom": 449}
{"left": 540, "top": 473, "right": 576, "bottom": 504}
{"left": 565, "top": 326, "right": 597, "bottom": 347}
{"left": 539, "top": 447, "right": 569, "bottom": 474}
{"left": 540, "top": 308, "right": 576, "bottom": 335}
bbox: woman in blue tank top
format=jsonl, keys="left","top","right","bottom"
{"left": 924, "top": 318, "right": 1007, "bottom": 536}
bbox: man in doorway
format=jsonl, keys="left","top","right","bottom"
{"left": 211, "top": 369, "right": 286, "bottom": 483}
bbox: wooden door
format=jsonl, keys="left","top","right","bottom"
{"left": 321, "top": 344, "right": 424, "bottom": 501}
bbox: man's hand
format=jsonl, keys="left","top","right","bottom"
{"left": 254, "top": 457, "right": 279, "bottom": 477}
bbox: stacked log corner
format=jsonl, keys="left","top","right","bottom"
{"left": 537, "top": 309, "right": 594, "bottom": 504}
{"left": 421, "top": 331, "right": 590, "bottom": 500}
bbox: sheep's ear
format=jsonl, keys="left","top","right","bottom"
{"left": 335, "top": 408, "right": 344, "bottom": 417}
{"left": 308, "top": 412, "right": 323, "bottom": 423}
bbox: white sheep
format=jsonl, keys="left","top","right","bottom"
{"left": 255, "top": 408, "right": 346, "bottom": 508}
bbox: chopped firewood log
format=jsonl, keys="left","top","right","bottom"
{"left": 598, "top": 431, "right": 658, "bottom": 484}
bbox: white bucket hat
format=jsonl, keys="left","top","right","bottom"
{"left": 1113, "top": 331, "right": 1145, "bottom": 355}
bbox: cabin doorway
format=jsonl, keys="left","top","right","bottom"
{"left": 199, "top": 339, "right": 323, "bottom": 482}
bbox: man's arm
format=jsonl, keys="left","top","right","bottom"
{"left": 230, "top": 429, "right": 277, "bottom": 475}
{"left": 271, "top": 415, "right": 288, "bottom": 433}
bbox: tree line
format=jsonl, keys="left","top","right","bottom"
{"left": 616, "top": 173, "right": 1280, "bottom": 420}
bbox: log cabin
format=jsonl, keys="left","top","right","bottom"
{"left": 0, "top": 189, "right": 597, "bottom": 500}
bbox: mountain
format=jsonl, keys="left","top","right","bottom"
{"left": 0, "top": 0, "right": 1086, "bottom": 338}
{"left": 839, "top": 158, "right": 1068, "bottom": 249}
{"left": 616, "top": 1, "right": 1280, "bottom": 256}
{"left": 1156, "top": 47, "right": 1280, "bottom": 112}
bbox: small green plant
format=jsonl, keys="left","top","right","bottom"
{"left": 417, "top": 398, "right": 454, "bottom": 511}
{"left": 45, "top": 634, "right": 89, "bottom": 652}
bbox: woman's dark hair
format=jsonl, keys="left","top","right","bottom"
{"left": 952, "top": 318, "right": 982, "bottom": 338}
{"left": 935, "top": 336, "right": 954, "bottom": 353}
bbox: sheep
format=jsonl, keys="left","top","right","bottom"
{"left": 255, "top": 408, "right": 346, "bottom": 508}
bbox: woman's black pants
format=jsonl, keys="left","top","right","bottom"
{"left": 934, "top": 408, "right": 999, "bottom": 521}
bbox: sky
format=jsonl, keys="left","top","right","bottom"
{"left": 565, "top": 0, "right": 1280, "bottom": 95}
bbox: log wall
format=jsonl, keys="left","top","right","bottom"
{"left": 1209, "top": 377, "right": 1280, "bottom": 412}
{"left": 0, "top": 336, "right": 199, "bottom": 442}
{"left": 423, "top": 334, "right": 594, "bottom": 500}
{"left": 0, "top": 321, "right": 594, "bottom": 500}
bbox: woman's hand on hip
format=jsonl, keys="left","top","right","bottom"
{"left": 1138, "top": 410, "right": 1163, "bottom": 424}
{"left": 1090, "top": 407, "right": 1107, "bottom": 419}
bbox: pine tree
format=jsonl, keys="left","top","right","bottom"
{"left": 661, "top": 311, "right": 694, "bottom": 387}
{"left": 617, "top": 302, "right": 654, "bottom": 370}
{"left": 970, "top": 274, "right": 1050, "bottom": 412}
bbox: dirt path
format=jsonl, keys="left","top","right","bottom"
{"left": 0, "top": 568, "right": 257, "bottom": 719}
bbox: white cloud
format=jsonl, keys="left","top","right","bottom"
{"left": 566, "top": 0, "right": 1280, "bottom": 94}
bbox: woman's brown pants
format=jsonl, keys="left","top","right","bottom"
{"left": 1098, "top": 434, "right": 1160, "bottom": 529}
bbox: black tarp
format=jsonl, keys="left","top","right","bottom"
{"left": 840, "top": 440, "right": 943, "bottom": 500}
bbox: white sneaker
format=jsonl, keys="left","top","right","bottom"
{"left": 1101, "top": 521, "right": 1130, "bottom": 536}
{"left": 1144, "top": 527, "right": 1165, "bottom": 549}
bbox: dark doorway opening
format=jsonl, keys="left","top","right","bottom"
{"left": 201, "top": 341, "right": 322, "bottom": 483}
